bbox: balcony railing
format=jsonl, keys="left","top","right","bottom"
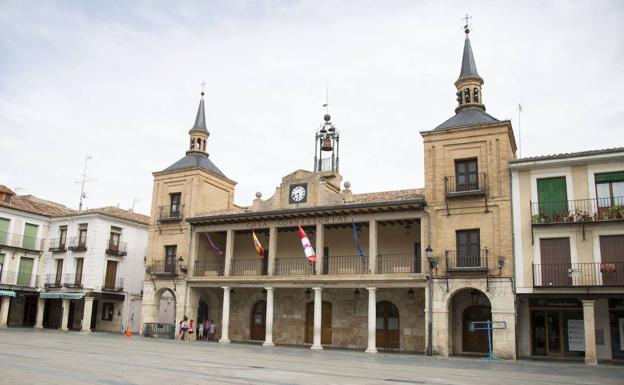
{"left": 231, "top": 259, "right": 268, "bottom": 276}
{"left": 106, "top": 240, "right": 128, "bottom": 256}
{"left": 147, "top": 262, "right": 177, "bottom": 275}
{"left": 158, "top": 205, "right": 183, "bottom": 222}
{"left": 274, "top": 258, "right": 315, "bottom": 276}
{"left": 0, "top": 231, "right": 43, "bottom": 251}
{"left": 0, "top": 271, "right": 37, "bottom": 287}
{"left": 193, "top": 260, "right": 224, "bottom": 276}
{"left": 530, "top": 197, "right": 624, "bottom": 225}
{"left": 445, "top": 249, "right": 489, "bottom": 271}
{"left": 377, "top": 253, "right": 420, "bottom": 274}
{"left": 68, "top": 237, "right": 87, "bottom": 252}
{"left": 533, "top": 262, "right": 624, "bottom": 287}
{"left": 63, "top": 274, "right": 83, "bottom": 288}
{"left": 44, "top": 274, "right": 64, "bottom": 288}
{"left": 324, "top": 255, "right": 369, "bottom": 275}
{"left": 48, "top": 238, "right": 67, "bottom": 253}
{"left": 102, "top": 277, "right": 124, "bottom": 292}
{"left": 444, "top": 173, "right": 487, "bottom": 197}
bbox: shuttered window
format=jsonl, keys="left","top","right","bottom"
{"left": 22, "top": 223, "right": 38, "bottom": 249}
{"left": 537, "top": 177, "right": 567, "bottom": 218}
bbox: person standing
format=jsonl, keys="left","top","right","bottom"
{"left": 188, "top": 320, "right": 194, "bottom": 341}
{"left": 208, "top": 320, "right": 216, "bottom": 341}
{"left": 180, "top": 319, "right": 188, "bottom": 341}
{"left": 203, "top": 320, "right": 210, "bottom": 341}
{"left": 198, "top": 321, "right": 204, "bottom": 341}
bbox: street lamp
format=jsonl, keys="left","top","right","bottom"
{"left": 177, "top": 256, "right": 187, "bottom": 274}
{"left": 425, "top": 246, "right": 438, "bottom": 270}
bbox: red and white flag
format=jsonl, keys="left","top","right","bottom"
{"left": 298, "top": 225, "right": 316, "bottom": 263}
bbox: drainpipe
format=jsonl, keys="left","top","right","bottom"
{"left": 424, "top": 205, "right": 434, "bottom": 356}
{"left": 509, "top": 167, "right": 520, "bottom": 360}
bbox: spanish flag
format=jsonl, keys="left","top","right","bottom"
{"left": 252, "top": 230, "right": 265, "bottom": 259}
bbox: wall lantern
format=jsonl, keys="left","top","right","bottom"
{"left": 353, "top": 288, "right": 361, "bottom": 300}
{"left": 404, "top": 223, "right": 412, "bottom": 236}
{"left": 177, "top": 256, "right": 187, "bottom": 274}
{"left": 425, "top": 246, "right": 438, "bottom": 269}
{"left": 471, "top": 289, "right": 481, "bottom": 305}
{"left": 262, "top": 288, "right": 267, "bottom": 299}
{"left": 497, "top": 256, "right": 505, "bottom": 269}
{"left": 407, "top": 288, "right": 415, "bottom": 300}
{"left": 305, "top": 288, "right": 311, "bottom": 300}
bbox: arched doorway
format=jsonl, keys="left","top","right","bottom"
{"left": 449, "top": 288, "right": 491, "bottom": 355}
{"left": 305, "top": 301, "right": 332, "bottom": 344}
{"left": 198, "top": 300, "right": 209, "bottom": 324}
{"left": 156, "top": 289, "right": 176, "bottom": 324}
{"left": 250, "top": 300, "right": 266, "bottom": 341}
{"left": 376, "top": 301, "right": 400, "bottom": 349}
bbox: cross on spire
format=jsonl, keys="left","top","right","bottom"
{"left": 462, "top": 13, "right": 472, "bottom": 34}
{"left": 201, "top": 80, "right": 206, "bottom": 96}
{"left": 322, "top": 88, "right": 330, "bottom": 114}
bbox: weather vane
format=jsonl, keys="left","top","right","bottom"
{"left": 462, "top": 13, "right": 472, "bottom": 33}
{"left": 201, "top": 80, "right": 206, "bottom": 95}
{"left": 322, "top": 88, "right": 330, "bottom": 114}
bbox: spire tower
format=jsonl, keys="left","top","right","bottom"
{"left": 187, "top": 92, "right": 210, "bottom": 155}
{"left": 454, "top": 26, "right": 485, "bottom": 113}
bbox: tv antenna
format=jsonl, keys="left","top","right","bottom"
{"left": 462, "top": 13, "right": 473, "bottom": 33}
{"left": 131, "top": 197, "right": 139, "bottom": 211}
{"left": 76, "top": 154, "right": 96, "bottom": 211}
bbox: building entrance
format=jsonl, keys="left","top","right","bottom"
{"left": 305, "top": 301, "right": 332, "bottom": 345}
{"left": 529, "top": 299, "right": 583, "bottom": 357}
{"left": 250, "top": 300, "right": 266, "bottom": 341}
{"left": 376, "top": 301, "right": 399, "bottom": 349}
{"left": 462, "top": 305, "right": 491, "bottom": 353}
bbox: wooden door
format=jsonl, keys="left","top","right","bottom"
{"left": 74, "top": 258, "right": 84, "bottom": 287}
{"left": 55, "top": 259, "right": 63, "bottom": 286}
{"left": 376, "top": 301, "right": 400, "bottom": 349}
{"left": 600, "top": 235, "right": 624, "bottom": 285}
{"left": 539, "top": 238, "right": 572, "bottom": 286}
{"left": 23, "top": 296, "right": 37, "bottom": 326}
{"left": 462, "top": 305, "right": 491, "bottom": 354}
{"left": 90, "top": 300, "right": 98, "bottom": 329}
{"left": 105, "top": 261, "right": 117, "bottom": 289}
{"left": 305, "top": 301, "right": 332, "bottom": 345}
{"left": 67, "top": 301, "right": 75, "bottom": 330}
{"left": 250, "top": 300, "right": 266, "bottom": 341}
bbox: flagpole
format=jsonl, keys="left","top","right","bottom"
{"left": 518, "top": 104, "right": 522, "bottom": 158}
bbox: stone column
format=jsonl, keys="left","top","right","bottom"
{"left": 315, "top": 224, "right": 324, "bottom": 275}
{"left": 219, "top": 287, "right": 231, "bottom": 343}
{"left": 268, "top": 227, "right": 277, "bottom": 276}
{"left": 368, "top": 220, "right": 377, "bottom": 274}
{"left": 311, "top": 287, "right": 323, "bottom": 350}
{"left": 366, "top": 287, "right": 377, "bottom": 353}
{"left": 60, "top": 299, "right": 70, "bottom": 331}
{"left": 0, "top": 296, "right": 10, "bottom": 328}
{"left": 81, "top": 297, "right": 94, "bottom": 333}
{"left": 34, "top": 298, "right": 45, "bottom": 329}
{"left": 263, "top": 287, "right": 274, "bottom": 346}
{"left": 224, "top": 230, "right": 234, "bottom": 276}
{"left": 582, "top": 300, "right": 597, "bottom": 365}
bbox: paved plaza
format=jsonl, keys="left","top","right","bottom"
{"left": 0, "top": 329, "right": 622, "bottom": 385}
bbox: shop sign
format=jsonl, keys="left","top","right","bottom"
{"left": 529, "top": 298, "right": 582, "bottom": 308}
{"left": 567, "top": 319, "right": 585, "bottom": 352}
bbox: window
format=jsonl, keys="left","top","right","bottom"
{"left": 595, "top": 172, "right": 624, "bottom": 209}
{"left": 55, "top": 259, "right": 63, "bottom": 285}
{"left": 0, "top": 217, "right": 9, "bottom": 245}
{"left": 104, "top": 260, "right": 117, "bottom": 289}
{"left": 78, "top": 224, "right": 88, "bottom": 246}
{"left": 537, "top": 177, "right": 567, "bottom": 219}
{"left": 74, "top": 258, "right": 84, "bottom": 287}
{"left": 0, "top": 253, "right": 4, "bottom": 277}
{"left": 17, "top": 257, "right": 34, "bottom": 286}
{"left": 169, "top": 193, "right": 181, "bottom": 217}
{"left": 22, "top": 223, "right": 38, "bottom": 249}
{"left": 109, "top": 226, "right": 121, "bottom": 251}
{"left": 456, "top": 229, "right": 480, "bottom": 267}
{"left": 59, "top": 226, "right": 67, "bottom": 247}
{"left": 102, "top": 303, "right": 114, "bottom": 321}
{"left": 455, "top": 158, "right": 478, "bottom": 191}
{"left": 165, "top": 245, "right": 177, "bottom": 273}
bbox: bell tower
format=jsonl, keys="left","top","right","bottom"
{"left": 454, "top": 26, "right": 485, "bottom": 113}
{"left": 187, "top": 92, "right": 210, "bottom": 155}
{"left": 313, "top": 113, "right": 340, "bottom": 173}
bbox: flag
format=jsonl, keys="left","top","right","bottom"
{"left": 298, "top": 225, "right": 316, "bottom": 263}
{"left": 518, "top": 104, "right": 523, "bottom": 113}
{"left": 205, "top": 233, "right": 223, "bottom": 256}
{"left": 252, "top": 230, "right": 265, "bottom": 259}
{"left": 352, "top": 222, "right": 365, "bottom": 257}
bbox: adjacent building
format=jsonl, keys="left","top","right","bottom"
{"left": 511, "top": 148, "right": 624, "bottom": 364}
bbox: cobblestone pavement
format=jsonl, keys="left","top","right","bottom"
{"left": 0, "top": 328, "right": 622, "bottom": 385}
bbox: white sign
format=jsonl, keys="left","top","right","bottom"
{"left": 618, "top": 318, "right": 624, "bottom": 351}
{"left": 568, "top": 319, "right": 585, "bottom": 352}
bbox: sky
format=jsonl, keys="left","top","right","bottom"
{"left": 0, "top": 0, "right": 623, "bottom": 216}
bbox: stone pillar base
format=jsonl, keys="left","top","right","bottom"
{"left": 219, "top": 338, "right": 230, "bottom": 344}
{"left": 262, "top": 342, "right": 275, "bottom": 347}
{"left": 365, "top": 348, "right": 378, "bottom": 354}
{"left": 310, "top": 344, "right": 323, "bottom": 350}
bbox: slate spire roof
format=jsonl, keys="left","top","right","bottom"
{"left": 457, "top": 31, "right": 481, "bottom": 81}
{"left": 190, "top": 93, "right": 208, "bottom": 133}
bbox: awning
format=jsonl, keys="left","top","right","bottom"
{"left": 0, "top": 290, "right": 16, "bottom": 297}
{"left": 40, "top": 292, "right": 85, "bottom": 300}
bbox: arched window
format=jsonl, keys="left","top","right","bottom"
{"left": 473, "top": 88, "right": 480, "bottom": 103}
{"left": 464, "top": 88, "right": 471, "bottom": 103}
{"left": 190, "top": 138, "right": 195, "bottom": 150}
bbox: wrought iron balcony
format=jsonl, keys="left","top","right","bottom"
{"left": 230, "top": 259, "right": 268, "bottom": 276}
{"left": 146, "top": 261, "right": 177, "bottom": 276}
{"left": 274, "top": 257, "right": 315, "bottom": 276}
{"left": 102, "top": 277, "right": 124, "bottom": 292}
{"left": 445, "top": 249, "right": 489, "bottom": 272}
{"left": 105, "top": 240, "right": 128, "bottom": 256}
{"left": 48, "top": 238, "right": 67, "bottom": 253}
{"left": 533, "top": 262, "right": 624, "bottom": 287}
{"left": 444, "top": 173, "right": 487, "bottom": 197}
{"left": 0, "top": 231, "right": 43, "bottom": 251}
{"left": 43, "top": 274, "right": 63, "bottom": 288}
{"left": 157, "top": 205, "right": 183, "bottom": 222}
{"left": 63, "top": 274, "right": 84, "bottom": 289}
{"left": 530, "top": 197, "right": 624, "bottom": 225}
{"left": 377, "top": 253, "right": 420, "bottom": 274}
{"left": 193, "top": 260, "right": 224, "bottom": 277}
{"left": 68, "top": 236, "right": 87, "bottom": 252}
{"left": 0, "top": 271, "right": 37, "bottom": 287}
{"left": 323, "top": 255, "right": 369, "bottom": 275}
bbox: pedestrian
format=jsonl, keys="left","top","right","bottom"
{"left": 203, "top": 320, "right": 210, "bottom": 340}
{"left": 208, "top": 319, "right": 216, "bottom": 341}
{"left": 178, "top": 320, "right": 184, "bottom": 340}
{"left": 198, "top": 321, "right": 204, "bottom": 341}
{"left": 181, "top": 319, "right": 189, "bottom": 341}
{"left": 188, "top": 320, "right": 194, "bottom": 341}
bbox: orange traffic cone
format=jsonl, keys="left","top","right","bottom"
{"left": 125, "top": 328, "right": 132, "bottom": 337}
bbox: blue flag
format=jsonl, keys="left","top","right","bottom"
{"left": 352, "top": 221, "right": 365, "bottom": 257}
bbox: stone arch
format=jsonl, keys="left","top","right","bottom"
{"left": 442, "top": 284, "right": 494, "bottom": 312}
{"left": 153, "top": 287, "right": 177, "bottom": 324}
{"left": 447, "top": 287, "right": 491, "bottom": 355}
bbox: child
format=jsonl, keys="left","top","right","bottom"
{"left": 198, "top": 321, "right": 204, "bottom": 341}
{"left": 188, "top": 320, "right": 194, "bottom": 341}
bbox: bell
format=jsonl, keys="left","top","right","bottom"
{"left": 320, "top": 136, "right": 333, "bottom": 151}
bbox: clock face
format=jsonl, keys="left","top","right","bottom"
{"left": 289, "top": 184, "right": 307, "bottom": 203}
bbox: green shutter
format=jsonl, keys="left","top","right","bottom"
{"left": 17, "top": 257, "right": 33, "bottom": 286}
{"left": 537, "top": 177, "right": 568, "bottom": 218}
{"left": 22, "top": 223, "right": 38, "bottom": 249}
{"left": 595, "top": 171, "right": 624, "bottom": 183}
{"left": 0, "top": 218, "right": 9, "bottom": 245}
